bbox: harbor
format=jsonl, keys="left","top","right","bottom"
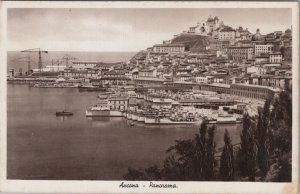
{"left": 7, "top": 84, "right": 242, "bottom": 180}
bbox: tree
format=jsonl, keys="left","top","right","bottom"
{"left": 160, "top": 120, "right": 216, "bottom": 181}
{"left": 162, "top": 138, "right": 197, "bottom": 180}
{"left": 205, "top": 125, "right": 216, "bottom": 180}
{"left": 237, "top": 113, "right": 256, "bottom": 181}
{"left": 194, "top": 121, "right": 208, "bottom": 180}
{"left": 266, "top": 91, "right": 292, "bottom": 182}
{"left": 256, "top": 99, "right": 271, "bottom": 175}
{"left": 219, "top": 130, "right": 235, "bottom": 181}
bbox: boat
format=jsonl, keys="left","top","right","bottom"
{"left": 131, "top": 113, "right": 138, "bottom": 121}
{"left": 137, "top": 114, "right": 145, "bottom": 122}
{"left": 159, "top": 117, "right": 197, "bottom": 125}
{"left": 56, "top": 110, "right": 74, "bottom": 116}
{"left": 78, "top": 84, "right": 107, "bottom": 92}
{"left": 86, "top": 100, "right": 123, "bottom": 117}
{"left": 97, "top": 94, "right": 109, "bottom": 99}
{"left": 210, "top": 114, "right": 240, "bottom": 124}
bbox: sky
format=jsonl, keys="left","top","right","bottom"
{"left": 8, "top": 8, "right": 292, "bottom": 52}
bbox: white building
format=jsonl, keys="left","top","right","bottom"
{"left": 70, "top": 61, "right": 98, "bottom": 70}
{"left": 269, "top": 53, "right": 283, "bottom": 63}
{"left": 33, "top": 65, "right": 66, "bottom": 72}
{"left": 188, "top": 16, "right": 224, "bottom": 36}
{"left": 219, "top": 27, "right": 236, "bottom": 40}
{"left": 254, "top": 45, "right": 274, "bottom": 56}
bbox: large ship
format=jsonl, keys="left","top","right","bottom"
{"left": 85, "top": 100, "right": 123, "bottom": 117}
{"left": 78, "top": 84, "right": 107, "bottom": 92}
{"left": 143, "top": 116, "right": 200, "bottom": 125}
{"left": 208, "top": 114, "right": 240, "bottom": 124}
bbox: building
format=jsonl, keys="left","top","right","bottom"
{"left": 235, "top": 27, "right": 252, "bottom": 40}
{"left": 108, "top": 97, "right": 128, "bottom": 111}
{"left": 231, "top": 83, "right": 281, "bottom": 100}
{"left": 103, "top": 70, "right": 127, "bottom": 78}
{"left": 252, "top": 29, "right": 264, "bottom": 41}
{"left": 64, "top": 68, "right": 99, "bottom": 78}
{"left": 255, "top": 56, "right": 269, "bottom": 64}
{"left": 255, "top": 44, "right": 274, "bottom": 56}
{"left": 91, "top": 77, "right": 130, "bottom": 86}
{"left": 188, "top": 16, "right": 224, "bottom": 35}
{"left": 70, "top": 61, "right": 99, "bottom": 70}
{"left": 269, "top": 53, "right": 283, "bottom": 63}
{"left": 227, "top": 46, "right": 254, "bottom": 61}
{"left": 200, "top": 83, "right": 231, "bottom": 94}
{"left": 138, "top": 68, "right": 157, "bottom": 78}
{"left": 153, "top": 44, "right": 185, "bottom": 53}
{"left": 218, "top": 27, "right": 236, "bottom": 40}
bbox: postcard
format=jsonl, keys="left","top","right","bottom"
{"left": 0, "top": 1, "right": 298, "bottom": 194}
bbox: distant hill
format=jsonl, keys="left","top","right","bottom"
{"left": 171, "top": 34, "right": 210, "bottom": 53}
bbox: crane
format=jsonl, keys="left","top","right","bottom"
{"left": 62, "top": 54, "right": 77, "bottom": 68}
{"left": 21, "top": 48, "right": 48, "bottom": 72}
{"left": 10, "top": 56, "right": 37, "bottom": 75}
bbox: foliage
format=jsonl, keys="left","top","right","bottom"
{"left": 256, "top": 99, "right": 271, "bottom": 175}
{"left": 219, "top": 130, "right": 235, "bottom": 181}
{"left": 237, "top": 113, "right": 256, "bottom": 181}
{"left": 123, "top": 92, "right": 292, "bottom": 182}
{"left": 162, "top": 121, "right": 217, "bottom": 181}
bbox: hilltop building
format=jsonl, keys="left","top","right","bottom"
{"left": 188, "top": 16, "right": 224, "bottom": 36}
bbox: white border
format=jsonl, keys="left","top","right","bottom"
{"left": 0, "top": 1, "right": 298, "bottom": 194}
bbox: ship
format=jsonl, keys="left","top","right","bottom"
{"left": 78, "top": 84, "right": 107, "bottom": 92}
{"left": 85, "top": 100, "right": 123, "bottom": 117}
{"left": 208, "top": 114, "right": 241, "bottom": 124}
{"left": 56, "top": 110, "right": 74, "bottom": 116}
{"left": 143, "top": 114, "right": 200, "bottom": 125}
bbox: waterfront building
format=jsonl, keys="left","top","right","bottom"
{"left": 64, "top": 68, "right": 99, "bottom": 78}
{"left": 91, "top": 77, "right": 130, "bottom": 86}
{"left": 70, "top": 61, "right": 99, "bottom": 70}
{"left": 103, "top": 70, "right": 127, "bottom": 78}
{"left": 108, "top": 97, "right": 128, "bottom": 111}
{"left": 231, "top": 83, "right": 281, "bottom": 100}
{"left": 9, "top": 69, "right": 14, "bottom": 78}
{"left": 200, "top": 83, "right": 231, "bottom": 94}
{"left": 134, "top": 77, "right": 168, "bottom": 87}
{"left": 153, "top": 44, "right": 185, "bottom": 53}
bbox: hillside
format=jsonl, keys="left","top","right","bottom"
{"left": 171, "top": 34, "right": 210, "bottom": 53}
